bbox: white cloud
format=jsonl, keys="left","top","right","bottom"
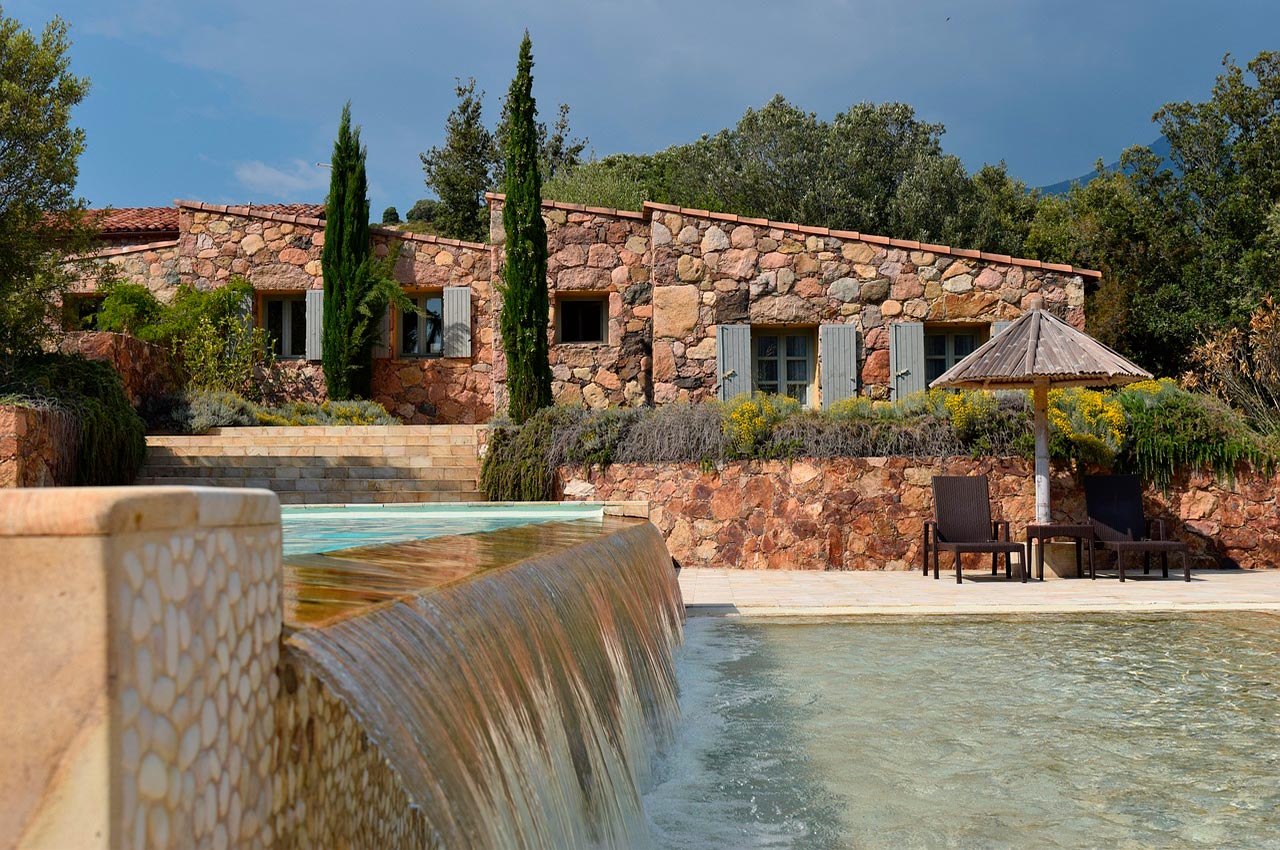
{"left": 232, "top": 159, "right": 329, "bottom": 199}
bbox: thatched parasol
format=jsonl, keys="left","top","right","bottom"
{"left": 930, "top": 297, "right": 1152, "bottom": 524}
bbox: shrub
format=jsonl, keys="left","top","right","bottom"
{"left": 94, "top": 278, "right": 164, "bottom": 337}
{"left": 1115, "top": 381, "right": 1273, "bottom": 487}
{"left": 722, "top": 393, "right": 800, "bottom": 458}
{"left": 175, "top": 390, "right": 398, "bottom": 434}
{"left": 614, "top": 403, "right": 725, "bottom": 464}
{"left": 1189, "top": 297, "right": 1280, "bottom": 435}
{"left": 0, "top": 354, "right": 146, "bottom": 485}
{"left": 1047, "top": 387, "right": 1127, "bottom": 469}
{"left": 381, "top": 206, "right": 401, "bottom": 224}
{"left": 943, "top": 390, "right": 998, "bottom": 441}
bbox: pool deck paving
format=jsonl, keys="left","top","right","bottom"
{"left": 678, "top": 568, "right": 1280, "bottom": 617}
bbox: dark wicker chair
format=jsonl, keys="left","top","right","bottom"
{"left": 923, "top": 475, "right": 1026, "bottom": 584}
{"left": 1083, "top": 474, "right": 1190, "bottom": 582}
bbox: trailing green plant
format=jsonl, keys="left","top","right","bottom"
{"left": 1115, "top": 380, "right": 1274, "bottom": 488}
{"left": 497, "top": 33, "right": 553, "bottom": 424}
{"left": 0, "top": 353, "right": 145, "bottom": 484}
{"left": 174, "top": 389, "right": 398, "bottom": 434}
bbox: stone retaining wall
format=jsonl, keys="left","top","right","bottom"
{"left": 0, "top": 404, "right": 73, "bottom": 487}
{"left": 59, "top": 331, "right": 181, "bottom": 407}
{"left": 559, "top": 458, "right": 1280, "bottom": 571}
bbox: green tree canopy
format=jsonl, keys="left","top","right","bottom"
{"left": 0, "top": 12, "right": 93, "bottom": 358}
{"left": 1028, "top": 51, "right": 1280, "bottom": 376}
{"left": 498, "top": 32, "right": 552, "bottom": 423}
{"left": 543, "top": 96, "right": 1037, "bottom": 256}
{"left": 321, "top": 103, "right": 400, "bottom": 399}
{"left": 421, "top": 78, "right": 493, "bottom": 243}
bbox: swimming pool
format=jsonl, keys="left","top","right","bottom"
{"left": 646, "top": 613, "right": 1280, "bottom": 849}
{"left": 281, "top": 502, "right": 606, "bottom": 555}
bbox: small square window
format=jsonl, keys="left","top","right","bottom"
{"left": 263, "top": 296, "right": 306, "bottom": 358}
{"left": 400, "top": 294, "right": 443, "bottom": 357}
{"left": 558, "top": 296, "right": 607, "bottom": 344}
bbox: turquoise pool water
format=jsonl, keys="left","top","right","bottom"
{"left": 646, "top": 613, "right": 1280, "bottom": 849}
{"left": 281, "top": 503, "right": 605, "bottom": 555}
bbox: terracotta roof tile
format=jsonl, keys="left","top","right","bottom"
{"left": 89, "top": 207, "right": 179, "bottom": 235}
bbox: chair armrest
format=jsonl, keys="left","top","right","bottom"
{"left": 1147, "top": 518, "right": 1167, "bottom": 540}
{"left": 992, "top": 520, "right": 1010, "bottom": 541}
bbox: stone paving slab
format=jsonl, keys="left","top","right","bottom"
{"left": 678, "top": 568, "right": 1280, "bottom": 617}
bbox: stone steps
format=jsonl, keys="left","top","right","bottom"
{"left": 139, "top": 425, "right": 485, "bottom": 505}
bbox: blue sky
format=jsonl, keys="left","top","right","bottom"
{"left": 13, "top": 0, "right": 1280, "bottom": 214}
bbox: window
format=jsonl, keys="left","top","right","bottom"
{"left": 557, "top": 296, "right": 607, "bottom": 344}
{"left": 63, "top": 294, "right": 103, "bottom": 330}
{"left": 264, "top": 296, "right": 306, "bottom": 358}
{"left": 924, "top": 330, "right": 978, "bottom": 384}
{"left": 753, "top": 331, "right": 814, "bottom": 406}
{"left": 401, "top": 294, "right": 443, "bottom": 357}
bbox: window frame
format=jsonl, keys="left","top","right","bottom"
{"left": 399, "top": 292, "right": 444, "bottom": 359}
{"left": 262, "top": 294, "right": 307, "bottom": 360}
{"left": 923, "top": 326, "right": 984, "bottom": 385}
{"left": 555, "top": 293, "right": 609, "bottom": 345}
{"left": 750, "top": 327, "right": 816, "bottom": 407}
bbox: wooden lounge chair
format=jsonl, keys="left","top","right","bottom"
{"left": 1083, "top": 474, "right": 1190, "bottom": 582}
{"left": 923, "top": 475, "right": 1025, "bottom": 584}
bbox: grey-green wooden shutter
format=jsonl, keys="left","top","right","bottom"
{"left": 991, "top": 319, "right": 1013, "bottom": 339}
{"left": 373, "top": 307, "right": 391, "bottom": 358}
{"left": 716, "top": 325, "right": 752, "bottom": 401}
{"left": 304, "top": 289, "right": 324, "bottom": 361}
{"left": 889, "top": 321, "right": 926, "bottom": 398}
{"left": 819, "top": 323, "right": 859, "bottom": 409}
{"left": 442, "top": 286, "right": 471, "bottom": 358}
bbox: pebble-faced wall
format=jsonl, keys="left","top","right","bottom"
{"left": 0, "top": 487, "right": 281, "bottom": 850}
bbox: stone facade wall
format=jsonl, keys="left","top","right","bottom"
{"left": 59, "top": 331, "right": 181, "bottom": 406}
{"left": 0, "top": 404, "right": 72, "bottom": 487}
{"left": 490, "top": 199, "right": 652, "bottom": 411}
{"left": 177, "top": 202, "right": 495, "bottom": 424}
{"left": 559, "top": 458, "right": 1280, "bottom": 571}
{"left": 0, "top": 487, "right": 280, "bottom": 849}
{"left": 646, "top": 205, "right": 1087, "bottom": 403}
{"left": 70, "top": 240, "right": 182, "bottom": 300}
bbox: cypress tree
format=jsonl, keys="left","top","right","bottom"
{"left": 321, "top": 103, "right": 380, "bottom": 399}
{"left": 499, "top": 32, "right": 553, "bottom": 423}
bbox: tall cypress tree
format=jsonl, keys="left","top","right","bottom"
{"left": 499, "top": 32, "right": 552, "bottom": 423}
{"left": 321, "top": 103, "right": 380, "bottom": 399}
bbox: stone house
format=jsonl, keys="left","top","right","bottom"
{"left": 70, "top": 196, "right": 1099, "bottom": 422}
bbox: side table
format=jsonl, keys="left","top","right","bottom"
{"left": 1024, "top": 523, "right": 1095, "bottom": 581}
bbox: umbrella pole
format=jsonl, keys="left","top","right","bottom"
{"left": 1033, "top": 382, "right": 1050, "bottom": 524}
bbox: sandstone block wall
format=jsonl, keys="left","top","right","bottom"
{"left": 560, "top": 458, "right": 1280, "bottom": 571}
{"left": 0, "top": 487, "right": 281, "bottom": 850}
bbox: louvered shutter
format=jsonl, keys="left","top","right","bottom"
{"left": 716, "top": 325, "right": 752, "bottom": 401}
{"left": 819, "top": 324, "right": 860, "bottom": 409}
{"left": 889, "top": 321, "right": 926, "bottom": 399}
{"left": 373, "top": 307, "right": 391, "bottom": 358}
{"left": 305, "top": 289, "right": 324, "bottom": 361}
{"left": 442, "top": 286, "right": 472, "bottom": 358}
{"left": 991, "top": 320, "right": 1013, "bottom": 338}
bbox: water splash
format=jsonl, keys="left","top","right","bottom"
{"left": 287, "top": 518, "right": 684, "bottom": 849}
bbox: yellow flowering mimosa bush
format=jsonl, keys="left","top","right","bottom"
{"left": 1047, "top": 387, "right": 1127, "bottom": 467}
{"left": 722, "top": 393, "right": 800, "bottom": 458}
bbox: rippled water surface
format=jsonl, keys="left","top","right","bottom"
{"left": 646, "top": 613, "right": 1280, "bottom": 849}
